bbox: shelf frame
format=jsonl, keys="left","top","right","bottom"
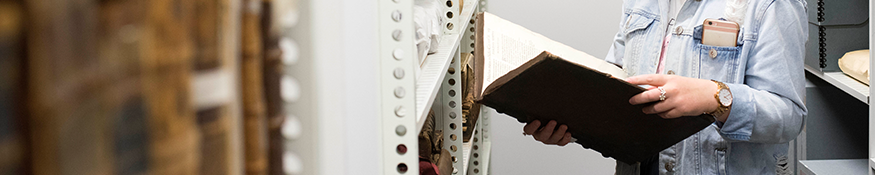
{"left": 415, "top": 0, "right": 480, "bottom": 133}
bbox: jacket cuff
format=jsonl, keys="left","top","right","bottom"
{"left": 715, "top": 83, "right": 753, "bottom": 141}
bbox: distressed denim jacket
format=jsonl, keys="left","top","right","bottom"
{"left": 604, "top": 0, "right": 808, "bottom": 174}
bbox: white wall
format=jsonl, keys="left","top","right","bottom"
{"left": 487, "top": 0, "right": 623, "bottom": 174}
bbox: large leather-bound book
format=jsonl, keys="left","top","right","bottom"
{"left": 242, "top": 0, "right": 269, "bottom": 174}
{"left": 473, "top": 12, "right": 715, "bottom": 164}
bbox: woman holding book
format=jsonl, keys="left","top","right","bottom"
{"left": 523, "top": 0, "right": 807, "bottom": 174}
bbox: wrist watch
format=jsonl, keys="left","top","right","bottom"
{"left": 708, "top": 80, "right": 732, "bottom": 118}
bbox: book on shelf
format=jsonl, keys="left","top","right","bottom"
{"left": 473, "top": 12, "right": 715, "bottom": 164}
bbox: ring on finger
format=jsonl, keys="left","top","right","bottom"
{"left": 658, "top": 86, "right": 666, "bottom": 101}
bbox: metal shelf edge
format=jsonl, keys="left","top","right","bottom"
{"left": 414, "top": 0, "right": 480, "bottom": 133}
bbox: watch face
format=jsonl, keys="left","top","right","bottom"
{"left": 718, "top": 89, "right": 732, "bottom": 106}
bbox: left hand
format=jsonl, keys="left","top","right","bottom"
{"left": 625, "top": 74, "right": 719, "bottom": 119}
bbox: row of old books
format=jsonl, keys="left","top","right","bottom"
{"left": 0, "top": 0, "right": 290, "bottom": 174}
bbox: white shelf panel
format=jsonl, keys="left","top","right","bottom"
{"left": 799, "top": 159, "right": 867, "bottom": 175}
{"left": 415, "top": 0, "right": 479, "bottom": 132}
{"left": 869, "top": 158, "right": 875, "bottom": 171}
{"left": 823, "top": 72, "right": 869, "bottom": 104}
{"left": 805, "top": 66, "right": 870, "bottom": 104}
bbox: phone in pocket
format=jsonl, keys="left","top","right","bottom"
{"left": 702, "top": 19, "right": 740, "bottom": 47}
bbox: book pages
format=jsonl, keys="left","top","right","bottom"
{"left": 478, "top": 12, "right": 627, "bottom": 94}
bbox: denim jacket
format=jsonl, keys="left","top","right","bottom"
{"left": 604, "top": 0, "right": 808, "bottom": 174}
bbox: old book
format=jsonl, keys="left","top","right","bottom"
{"left": 474, "top": 12, "right": 715, "bottom": 164}
{"left": 242, "top": 0, "right": 269, "bottom": 174}
{"left": 0, "top": 1, "right": 26, "bottom": 174}
{"left": 140, "top": 0, "right": 201, "bottom": 174}
{"left": 260, "top": 1, "right": 286, "bottom": 174}
{"left": 24, "top": 0, "right": 116, "bottom": 174}
{"left": 97, "top": 0, "right": 152, "bottom": 174}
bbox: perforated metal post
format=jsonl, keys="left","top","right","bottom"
{"left": 380, "top": 0, "right": 419, "bottom": 174}
{"left": 434, "top": 47, "right": 464, "bottom": 175}
{"left": 443, "top": 0, "right": 461, "bottom": 35}
{"left": 467, "top": 107, "right": 492, "bottom": 175}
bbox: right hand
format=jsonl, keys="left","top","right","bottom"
{"left": 523, "top": 120, "right": 573, "bottom": 146}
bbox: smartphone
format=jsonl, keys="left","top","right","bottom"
{"left": 702, "top": 19, "right": 740, "bottom": 47}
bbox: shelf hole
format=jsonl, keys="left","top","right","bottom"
{"left": 448, "top": 79, "right": 456, "bottom": 86}
{"left": 473, "top": 145, "right": 479, "bottom": 150}
{"left": 392, "top": 30, "right": 402, "bottom": 41}
{"left": 474, "top": 168, "right": 479, "bottom": 174}
{"left": 449, "top": 112, "right": 457, "bottom": 119}
{"left": 448, "top": 67, "right": 456, "bottom": 74}
{"left": 452, "top": 156, "right": 458, "bottom": 162}
{"left": 470, "top": 27, "right": 475, "bottom": 32}
{"left": 446, "top": 11, "right": 454, "bottom": 19}
{"left": 397, "top": 163, "right": 409, "bottom": 173}
{"left": 473, "top": 137, "right": 478, "bottom": 142}
{"left": 449, "top": 101, "right": 456, "bottom": 108}
{"left": 470, "top": 19, "right": 475, "bottom": 24}
{"left": 469, "top": 35, "right": 474, "bottom": 40}
{"left": 473, "top": 153, "right": 479, "bottom": 158}
{"left": 474, "top": 161, "right": 479, "bottom": 166}
{"left": 449, "top": 90, "right": 456, "bottom": 97}
{"left": 450, "top": 134, "right": 457, "bottom": 141}
{"left": 391, "top": 10, "right": 402, "bottom": 22}
{"left": 450, "top": 123, "right": 457, "bottom": 130}
{"left": 395, "top": 125, "right": 407, "bottom": 136}
{"left": 450, "top": 145, "right": 458, "bottom": 152}
{"left": 396, "top": 144, "right": 408, "bottom": 154}
{"left": 446, "top": 0, "right": 453, "bottom": 7}
{"left": 470, "top": 43, "right": 475, "bottom": 48}
{"left": 447, "top": 23, "right": 454, "bottom": 30}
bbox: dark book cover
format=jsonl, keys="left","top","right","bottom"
{"left": 477, "top": 51, "right": 715, "bottom": 164}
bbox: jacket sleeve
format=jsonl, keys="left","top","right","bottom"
{"left": 604, "top": 0, "right": 629, "bottom": 67}
{"left": 716, "top": 0, "right": 808, "bottom": 144}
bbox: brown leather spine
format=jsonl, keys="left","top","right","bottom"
{"left": 242, "top": 0, "right": 269, "bottom": 174}
{"left": 24, "top": 0, "right": 115, "bottom": 174}
{"left": 260, "top": 1, "right": 286, "bottom": 174}
{"left": 140, "top": 0, "right": 200, "bottom": 174}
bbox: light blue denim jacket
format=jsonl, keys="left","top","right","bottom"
{"left": 605, "top": 0, "right": 808, "bottom": 174}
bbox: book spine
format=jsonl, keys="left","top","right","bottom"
{"left": 192, "top": 0, "right": 239, "bottom": 174}
{"left": 140, "top": 0, "right": 201, "bottom": 174}
{"left": 197, "top": 106, "right": 233, "bottom": 175}
{"left": 96, "top": 0, "right": 153, "bottom": 174}
{"left": 0, "top": 1, "right": 27, "bottom": 174}
{"left": 242, "top": 0, "right": 269, "bottom": 174}
{"left": 24, "top": 0, "right": 117, "bottom": 174}
{"left": 194, "top": 0, "right": 222, "bottom": 71}
{"left": 260, "top": 1, "right": 286, "bottom": 174}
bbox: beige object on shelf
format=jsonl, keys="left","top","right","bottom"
{"left": 838, "top": 49, "right": 870, "bottom": 85}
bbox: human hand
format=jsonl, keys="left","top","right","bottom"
{"left": 626, "top": 74, "right": 723, "bottom": 121}
{"left": 522, "top": 120, "right": 573, "bottom": 146}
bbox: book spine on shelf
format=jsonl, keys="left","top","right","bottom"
{"left": 260, "top": 1, "right": 286, "bottom": 174}
{"left": 25, "top": 0, "right": 117, "bottom": 174}
{"left": 197, "top": 106, "right": 233, "bottom": 175}
{"left": 242, "top": 0, "right": 269, "bottom": 174}
{"left": 192, "top": 0, "right": 237, "bottom": 174}
{"left": 141, "top": 0, "right": 201, "bottom": 174}
{"left": 98, "top": 0, "right": 152, "bottom": 174}
{"left": 0, "top": 1, "right": 27, "bottom": 174}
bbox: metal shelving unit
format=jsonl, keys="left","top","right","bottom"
{"left": 285, "top": 0, "right": 490, "bottom": 174}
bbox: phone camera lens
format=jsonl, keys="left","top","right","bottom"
{"left": 708, "top": 21, "right": 713, "bottom": 25}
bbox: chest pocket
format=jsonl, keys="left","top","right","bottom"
{"left": 622, "top": 10, "right": 659, "bottom": 76}
{"left": 694, "top": 25, "right": 743, "bottom": 83}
